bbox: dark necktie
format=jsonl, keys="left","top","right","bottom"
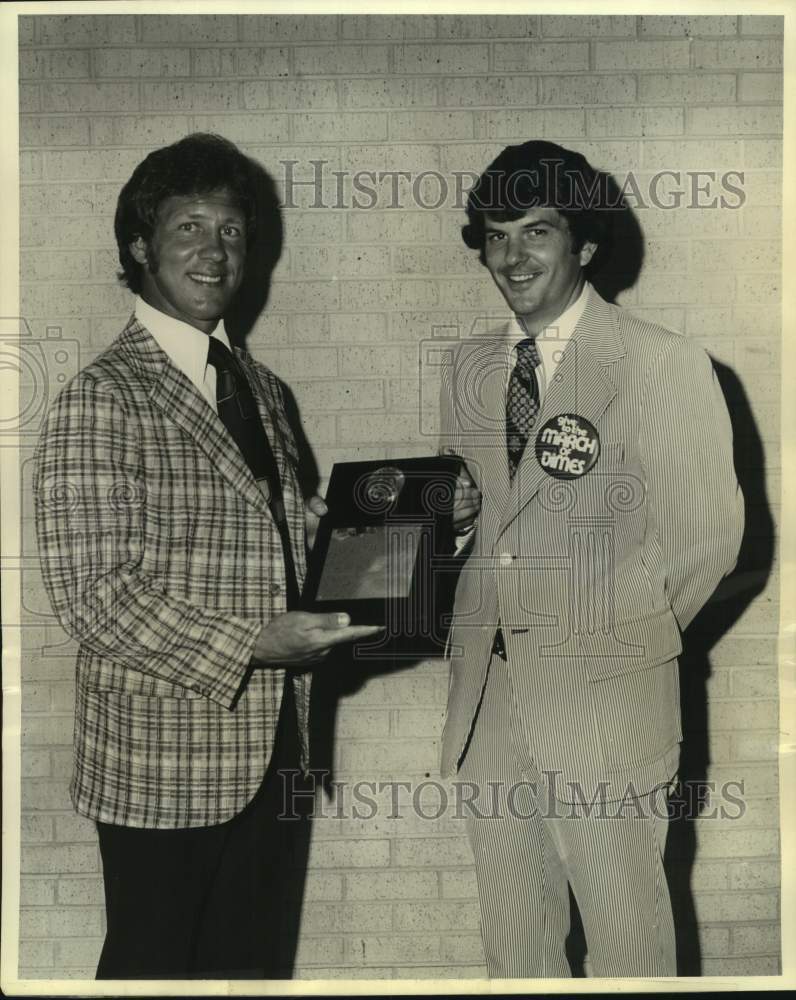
{"left": 505, "top": 337, "right": 542, "bottom": 480}
{"left": 206, "top": 337, "right": 300, "bottom": 608}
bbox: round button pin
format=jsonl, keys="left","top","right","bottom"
{"left": 535, "top": 413, "right": 600, "bottom": 480}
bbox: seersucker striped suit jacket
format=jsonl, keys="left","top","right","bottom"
{"left": 33, "top": 316, "right": 310, "bottom": 829}
{"left": 439, "top": 287, "right": 744, "bottom": 800}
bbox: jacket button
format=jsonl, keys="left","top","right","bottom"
{"left": 499, "top": 553, "right": 513, "bottom": 568}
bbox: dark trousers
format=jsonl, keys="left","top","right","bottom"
{"left": 95, "top": 681, "right": 312, "bottom": 980}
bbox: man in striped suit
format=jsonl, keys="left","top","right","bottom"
{"left": 33, "top": 134, "right": 379, "bottom": 979}
{"left": 440, "top": 141, "right": 744, "bottom": 977}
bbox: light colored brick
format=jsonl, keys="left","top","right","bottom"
{"left": 334, "top": 707, "right": 391, "bottom": 738}
{"left": 540, "top": 16, "right": 636, "bottom": 37}
{"left": 327, "top": 312, "right": 386, "bottom": 343}
{"left": 295, "top": 44, "right": 388, "bottom": 76}
{"left": 21, "top": 814, "right": 54, "bottom": 843}
{"left": 493, "top": 41, "right": 588, "bottom": 72}
{"left": 57, "top": 937, "right": 104, "bottom": 967}
{"left": 339, "top": 279, "right": 438, "bottom": 311}
{"left": 344, "top": 933, "right": 440, "bottom": 965}
{"left": 242, "top": 15, "right": 338, "bottom": 42}
{"left": 21, "top": 877, "right": 56, "bottom": 907}
{"left": 190, "top": 112, "right": 289, "bottom": 144}
{"left": 729, "top": 860, "right": 780, "bottom": 890}
{"left": 744, "top": 140, "right": 783, "bottom": 169}
{"left": 704, "top": 955, "right": 781, "bottom": 975}
{"left": 739, "top": 170, "right": 782, "bottom": 207}
{"left": 19, "top": 83, "right": 40, "bottom": 113}
{"left": 394, "top": 963, "right": 487, "bottom": 977}
{"left": 138, "top": 14, "right": 236, "bottom": 43}
{"left": 393, "top": 836, "right": 474, "bottom": 868}
{"left": 20, "top": 250, "right": 91, "bottom": 281}
{"left": 302, "top": 902, "right": 392, "bottom": 933}
{"left": 56, "top": 877, "right": 104, "bottom": 906}
{"left": 142, "top": 81, "right": 238, "bottom": 113}
{"left": 291, "top": 379, "right": 384, "bottom": 412}
{"left": 638, "top": 72, "right": 736, "bottom": 104}
{"left": 393, "top": 245, "right": 479, "bottom": 277}
{"left": 694, "top": 38, "right": 782, "bottom": 69}
{"left": 20, "top": 49, "right": 90, "bottom": 79}
{"left": 267, "top": 281, "right": 339, "bottom": 315}
{"left": 19, "top": 15, "right": 35, "bottom": 44}
{"left": 730, "top": 666, "right": 778, "bottom": 698}
{"left": 478, "top": 108, "right": 585, "bottom": 141}
{"left": 731, "top": 923, "right": 780, "bottom": 956}
{"left": 54, "top": 814, "right": 98, "bottom": 843}
{"left": 442, "top": 75, "right": 537, "bottom": 108}
{"left": 596, "top": 40, "right": 690, "bottom": 69}
{"left": 688, "top": 105, "right": 782, "bottom": 137}
{"left": 21, "top": 750, "right": 51, "bottom": 778}
{"left": 21, "top": 681, "right": 52, "bottom": 712}
{"left": 346, "top": 870, "right": 438, "bottom": 901}
{"left": 41, "top": 82, "right": 139, "bottom": 113}
{"left": 391, "top": 110, "right": 474, "bottom": 141}
{"left": 338, "top": 736, "right": 436, "bottom": 772}
{"left": 737, "top": 272, "right": 780, "bottom": 304}
{"left": 671, "top": 860, "right": 729, "bottom": 891}
{"left": 91, "top": 114, "right": 191, "bottom": 147}
{"left": 50, "top": 907, "right": 103, "bottom": 938}
{"left": 347, "top": 211, "right": 440, "bottom": 245}
{"left": 308, "top": 838, "right": 390, "bottom": 869}
{"left": 334, "top": 413, "right": 423, "bottom": 448}
{"left": 394, "top": 44, "right": 489, "bottom": 75}
{"left": 269, "top": 79, "right": 338, "bottom": 109}
{"left": 293, "top": 245, "right": 390, "bottom": 278}
{"left": 699, "top": 926, "right": 731, "bottom": 957}
{"left": 438, "top": 15, "right": 538, "bottom": 39}
{"left": 641, "top": 139, "right": 743, "bottom": 170}
{"left": 691, "top": 239, "right": 776, "bottom": 271}
{"left": 731, "top": 306, "right": 780, "bottom": 339}
{"left": 640, "top": 16, "right": 738, "bottom": 36}
{"left": 38, "top": 15, "right": 136, "bottom": 46}
{"left": 693, "top": 891, "right": 778, "bottom": 923}
{"left": 20, "top": 282, "right": 131, "bottom": 318}
{"left": 22, "top": 714, "right": 73, "bottom": 745}
{"left": 439, "top": 869, "right": 478, "bottom": 899}
{"left": 394, "top": 900, "right": 480, "bottom": 931}
{"left": 303, "top": 873, "right": 344, "bottom": 901}
{"left": 342, "top": 77, "right": 437, "bottom": 110}
{"left": 342, "top": 15, "right": 437, "bottom": 40}
{"left": 732, "top": 733, "right": 778, "bottom": 761}
{"left": 22, "top": 844, "right": 98, "bottom": 874}
{"left": 191, "top": 47, "right": 237, "bottom": 77}
{"left": 587, "top": 107, "right": 684, "bottom": 138}
{"left": 229, "top": 46, "right": 289, "bottom": 78}
{"left": 440, "top": 932, "right": 484, "bottom": 963}
{"left": 293, "top": 112, "right": 387, "bottom": 143}
{"left": 740, "top": 16, "right": 784, "bottom": 35}
{"left": 391, "top": 708, "right": 445, "bottom": 740}
{"left": 19, "top": 939, "right": 54, "bottom": 968}
{"left": 42, "top": 147, "right": 140, "bottom": 182}
{"left": 341, "top": 142, "right": 441, "bottom": 173}
{"left": 540, "top": 74, "right": 636, "bottom": 106}
{"left": 739, "top": 72, "right": 783, "bottom": 102}
{"left": 94, "top": 48, "right": 190, "bottom": 78}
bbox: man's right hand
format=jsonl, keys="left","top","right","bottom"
{"left": 251, "top": 612, "right": 383, "bottom": 668}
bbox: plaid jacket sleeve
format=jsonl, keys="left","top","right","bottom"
{"left": 33, "top": 374, "right": 262, "bottom": 710}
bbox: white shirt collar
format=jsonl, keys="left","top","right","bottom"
{"left": 507, "top": 279, "right": 591, "bottom": 348}
{"left": 134, "top": 296, "right": 232, "bottom": 396}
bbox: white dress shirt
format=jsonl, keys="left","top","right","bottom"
{"left": 503, "top": 279, "right": 591, "bottom": 404}
{"left": 135, "top": 296, "right": 231, "bottom": 415}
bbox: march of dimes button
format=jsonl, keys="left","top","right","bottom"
{"left": 535, "top": 413, "right": 600, "bottom": 479}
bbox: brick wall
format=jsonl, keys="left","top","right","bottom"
{"left": 15, "top": 12, "right": 782, "bottom": 981}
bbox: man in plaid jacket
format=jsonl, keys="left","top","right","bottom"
{"left": 33, "top": 133, "right": 378, "bottom": 979}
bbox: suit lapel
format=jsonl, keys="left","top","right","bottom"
{"left": 119, "top": 319, "right": 271, "bottom": 516}
{"left": 498, "top": 290, "right": 625, "bottom": 537}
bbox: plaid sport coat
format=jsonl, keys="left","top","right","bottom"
{"left": 33, "top": 316, "right": 311, "bottom": 829}
{"left": 439, "top": 288, "right": 744, "bottom": 799}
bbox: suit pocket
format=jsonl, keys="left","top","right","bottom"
{"left": 582, "top": 608, "right": 682, "bottom": 681}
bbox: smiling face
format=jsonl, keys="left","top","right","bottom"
{"left": 130, "top": 188, "right": 246, "bottom": 334}
{"left": 483, "top": 207, "right": 596, "bottom": 335}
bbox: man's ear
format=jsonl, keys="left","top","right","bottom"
{"left": 129, "top": 236, "right": 149, "bottom": 267}
{"left": 579, "top": 241, "right": 598, "bottom": 268}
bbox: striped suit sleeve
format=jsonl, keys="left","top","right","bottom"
{"left": 32, "top": 376, "right": 262, "bottom": 709}
{"left": 639, "top": 336, "right": 744, "bottom": 631}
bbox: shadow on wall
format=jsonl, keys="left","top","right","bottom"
{"left": 228, "top": 161, "right": 777, "bottom": 976}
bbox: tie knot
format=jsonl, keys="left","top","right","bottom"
{"left": 206, "top": 336, "right": 234, "bottom": 370}
{"left": 516, "top": 337, "right": 541, "bottom": 371}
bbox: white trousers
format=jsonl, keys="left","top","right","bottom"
{"left": 458, "top": 654, "right": 677, "bottom": 978}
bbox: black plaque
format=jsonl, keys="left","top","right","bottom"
{"left": 302, "top": 456, "right": 464, "bottom": 658}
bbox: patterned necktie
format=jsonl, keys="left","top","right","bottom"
{"left": 506, "top": 337, "right": 542, "bottom": 480}
{"left": 206, "top": 337, "right": 300, "bottom": 608}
